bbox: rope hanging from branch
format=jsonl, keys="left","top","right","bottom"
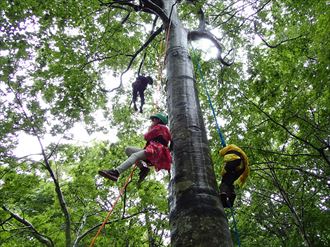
{"left": 191, "top": 50, "right": 245, "bottom": 247}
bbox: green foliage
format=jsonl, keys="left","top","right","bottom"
{"left": 0, "top": 0, "right": 329, "bottom": 246}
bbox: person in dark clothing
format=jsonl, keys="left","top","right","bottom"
{"left": 132, "top": 75, "right": 153, "bottom": 113}
{"left": 218, "top": 144, "right": 249, "bottom": 208}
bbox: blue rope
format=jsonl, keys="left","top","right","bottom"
{"left": 193, "top": 52, "right": 243, "bottom": 246}
{"left": 193, "top": 55, "right": 227, "bottom": 148}
{"left": 226, "top": 199, "right": 242, "bottom": 247}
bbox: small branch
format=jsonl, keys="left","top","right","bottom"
{"left": 141, "top": 0, "right": 170, "bottom": 24}
{"left": 210, "top": 0, "right": 242, "bottom": 24}
{"left": 122, "top": 186, "right": 128, "bottom": 218}
{"left": 121, "top": 11, "right": 131, "bottom": 24}
{"left": 106, "top": 25, "right": 164, "bottom": 92}
{"left": 0, "top": 216, "right": 13, "bottom": 227}
{"left": 100, "top": 0, "right": 169, "bottom": 23}
{"left": 74, "top": 207, "right": 161, "bottom": 245}
{"left": 138, "top": 52, "right": 148, "bottom": 75}
{"left": 251, "top": 163, "right": 328, "bottom": 181}
{"left": 268, "top": 166, "right": 312, "bottom": 246}
{"left": 188, "top": 30, "right": 234, "bottom": 66}
{"left": 254, "top": 21, "right": 304, "bottom": 48}
{"left": 243, "top": 94, "right": 330, "bottom": 166}
{"left": 81, "top": 53, "right": 123, "bottom": 70}
{"left": 99, "top": 0, "right": 140, "bottom": 11}
{"left": 2, "top": 206, "right": 54, "bottom": 247}
{"left": 246, "top": 146, "right": 320, "bottom": 158}
{"left": 211, "top": 0, "right": 253, "bottom": 26}
{"left": 197, "top": 8, "right": 206, "bottom": 31}
{"left": 72, "top": 214, "right": 87, "bottom": 247}
{"left": 38, "top": 138, "right": 72, "bottom": 247}
{"left": 138, "top": 16, "right": 159, "bottom": 75}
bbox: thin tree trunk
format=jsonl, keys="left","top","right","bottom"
{"left": 145, "top": 212, "right": 156, "bottom": 247}
{"left": 165, "top": 2, "right": 233, "bottom": 246}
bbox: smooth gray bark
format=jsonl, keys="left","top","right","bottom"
{"left": 164, "top": 2, "right": 233, "bottom": 246}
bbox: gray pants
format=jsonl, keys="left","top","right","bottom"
{"left": 115, "top": 146, "right": 147, "bottom": 174}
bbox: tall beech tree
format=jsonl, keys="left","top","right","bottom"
{"left": 1, "top": 0, "right": 329, "bottom": 246}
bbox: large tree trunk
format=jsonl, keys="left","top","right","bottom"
{"left": 164, "top": 3, "right": 233, "bottom": 247}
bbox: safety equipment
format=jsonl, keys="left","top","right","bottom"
{"left": 150, "top": 113, "right": 168, "bottom": 125}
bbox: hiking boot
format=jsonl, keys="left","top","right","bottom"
{"left": 138, "top": 166, "right": 150, "bottom": 184}
{"left": 98, "top": 169, "right": 119, "bottom": 182}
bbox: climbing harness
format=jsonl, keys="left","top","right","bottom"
{"left": 191, "top": 51, "right": 243, "bottom": 247}
{"left": 89, "top": 165, "right": 137, "bottom": 247}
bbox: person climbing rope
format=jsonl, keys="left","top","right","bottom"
{"left": 98, "top": 113, "right": 172, "bottom": 183}
{"left": 219, "top": 144, "right": 250, "bottom": 208}
{"left": 131, "top": 75, "right": 153, "bottom": 113}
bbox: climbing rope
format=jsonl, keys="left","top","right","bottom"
{"left": 192, "top": 51, "right": 243, "bottom": 247}
{"left": 225, "top": 198, "right": 242, "bottom": 247}
{"left": 153, "top": 2, "right": 175, "bottom": 111}
{"left": 153, "top": 40, "right": 164, "bottom": 111}
{"left": 191, "top": 51, "right": 227, "bottom": 148}
{"left": 89, "top": 165, "right": 137, "bottom": 247}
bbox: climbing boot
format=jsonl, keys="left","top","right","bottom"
{"left": 98, "top": 169, "right": 119, "bottom": 182}
{"left": 138, "top": 166, "right": 150, "bottom": 184}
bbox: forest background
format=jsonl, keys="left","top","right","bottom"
{"left": 0, "top": 0, "right": 329, "bottom": 246}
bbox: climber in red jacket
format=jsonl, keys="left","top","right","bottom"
{"left": 98, "top": 113, "right": 172, "bottom": 183}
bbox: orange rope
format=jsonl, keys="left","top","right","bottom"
{"left": 164, "top": 21, "right": 171, "bottom": 63}
{"left": 153, "top": 41, "right": 164, "bottom": 110}
{"left": 89, "top": 165, "right": 137, "bottom": 247}
{"left": 153, "top": 19, "right": 172, "bottom": 111}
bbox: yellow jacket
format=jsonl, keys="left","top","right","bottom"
{"left": 219, "top": 144, "right": 250, "bottom": 187}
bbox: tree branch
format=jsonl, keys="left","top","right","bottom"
{"left": 11, "top": 89, "right": 72, "bottom": 246}
{"left": 99, "top": 0, "right": 169, "bottom": 23}
{"left": 2, "top": 206, "right": 54, "bottom": 247}
{"left": 268, "top": 165, "right": 312, "bottom": 246}
{"left": 105, "top": 25, "right": 164, "bottom": 92}
{"left": 138, "top": 16, "right": 159, "bottom": 75}
{"left": 254, "top": 21, "right": 304, "bottom": 48}
{"left": 99, "top": 0, "right": 141, "bottom": 11}
{"left": 252, "top": 163, "right": 328, "bottom": 181}
{"left": 72, "top": 214, "right": 87, "bottom": 247}
{"left": 197, "top": 8, "right": 206, "bottom": 31}
{"left": 141, "top": 0, "right": 170, "bottom": 23}
{"left": 74, "top": 207, "right": 162, "bottom": 245}
{"left": 188, "top": 30, "right": 234, "bottom": 66}
{"left": 243, "top": 94, "right": 330, "bottom": 166}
